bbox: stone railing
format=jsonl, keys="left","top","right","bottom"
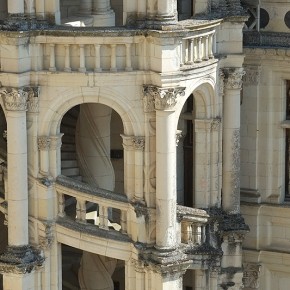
{"left": 55, "top": 175, "right": 129, "bottom": 234}
{"left": 34, "top": 35, "right": 145, "bottom": 73}
{"left": 180, "top": 29, "right": 216, "bottom": 68}
{"left": 177, "top": 205, "right": 209, "bottom": 245}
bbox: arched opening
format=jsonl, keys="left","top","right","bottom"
{"left": 59, "top": 0, "right": 124, "bottom": 27}
{"left": 177, "top": 94, "right": 195, "bottom": 207}
{"left": 62, "top": 244, "right": 125, "bottom": 290}
{"left": 177, "top": 0, "right": 194, "bottom": 21}
{"left": 0, "top": 0, "right": 8, "bottom": 21}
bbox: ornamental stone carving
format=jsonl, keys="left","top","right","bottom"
{"left": 50, "top": 134, "right": 63, "bottom": 150}
{"left": 243, "top": 66, "right": 261, "bottom": 86}
{"left": 211, "top": 117, "right": 221, "bottom": 131}
{"left": 143, "top": 85, "right": 186, "bottom": 111}
{"left": 37, "top": 136, "right": 51, "bottom": 150}
{"left": 39, "top": 223, "right": 54, "bottom": 250}
{"left": 242, "top": 263, "right": 261, "bottom": 289}
{"left": 223, "top": 68, "right": 245, "bottom": 90}
{"left": 0, "top": 87, "right": 28, "bottom": 111}
{"left": 132, "top": 137, "right": 145, "bottom": 150}
{"left": 25, "top": 87, "right": 40, "bottom": 113}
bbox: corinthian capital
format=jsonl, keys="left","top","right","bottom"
{"left": 24, "top": 87, "right": 40, "bottom": 113}
{"left": 0, "top": 87, "right": 28, "bottom": 111}
{"left": 143, "top": 85, "right": 186, "bottom": 111}
{"left": 223, "top": 68, "right": 245, "bottom": 90}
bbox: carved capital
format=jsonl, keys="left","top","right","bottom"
{"left": 243, "top": 66, "right": 261, "bottom": 86}
{"left": 242, "top": 263, "right": 261, "bottom": 289}
{"left": 25, "top": 87, "right": 40, "bottom": 113}
{"left": 211, "top": 117, "right": 221, "bottom": 131}
{"left": 38, "top": 136, "right": 51, "bottom": 150}
{"left": 0, "top": 87, "right": 28, "bottom": 111}
{"left": 143, "top": 85, "right": 186, "bottom": 111}
{"left": 223, "top": 68, "right": 245, "bottom": 90}
{"left": 132, "top": 137, "right": 145, "bottom": 150}
{"left": 50, "top": 134, "right": 63, "bottom": 150}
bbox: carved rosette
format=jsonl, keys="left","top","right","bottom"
{"left": 143, "top": 85, "right": 186, "bottom": 111}
{"left": 25, "top": 86, "right": 40, "bottom": 113}
{"left": 132, "top": 137, "right": 145, "bottom": 150}
{"left": 223, "top": 68, "right": 245, "bottom": 90}
{"left": 243, "top": 66, "right": 261, "bottom": 86}
{"left": 37, "top": 136, "right": 51, "bottom": 151}
{"left": 242, "top": 263, "right": 261, "bottom": 289}
{"left": 0, "top": 87, "right": 28, "bottom": 111}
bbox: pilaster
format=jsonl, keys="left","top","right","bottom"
{"left": 222, "top": 68, "right": 245, "bottom": 214}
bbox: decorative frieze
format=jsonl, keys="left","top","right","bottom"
{"left": 37, "top": 136, "right": 51, "bottom": 150}
{"left": 223, "top": 68, "right": 245, "bottom": 90}
{"left": 0, "top": 87, "right": 28, "bottom": 111}
{"left": 242, "top": 263, "right": 261, "bottom": 289}
{"left": 143, "top": 85, "right": 186, "bottom": 111}
{"left": 243, "top": 66, "right": 261, "bottom": 86}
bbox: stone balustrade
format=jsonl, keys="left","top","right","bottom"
{"left": 35, "top": 35, "right": 144, "bottom": 73}
{"left": 177, "top": 205, "right": 209, "bottom": 245}
{"left": 55, "top": 175, "right": 129, "bottom": 235}
{"left": 180, "top": 30, "right": 216, "bottom": 68}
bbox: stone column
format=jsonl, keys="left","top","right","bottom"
{"left": 156, "top": 0, "right": 176, "bottom": 22}
{"left": 8, "top": 0, "right": 24, "bottom": 14}
{"left": 80, "top": 0, "right": 93, "bottom": 15}
{"left": 92, "top": 0, "right": 115, "bottom": 27}
{"left": 1, "top": 87, "right": 29, "bottom": 246}
{"left": 143, "top": 85, "right": 185, "bottom": 250}
{"left": 0, "top": 87, "right": 44, "bottom": 289}
{"left": 222, "top": 68, "right": 245, "bottom": 214}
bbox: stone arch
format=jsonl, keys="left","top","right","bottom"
{"left": 39, "top": 88, "right": 142, "bottom": 137}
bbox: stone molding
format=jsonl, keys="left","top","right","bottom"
{"left": 132, "top": 137, "right": 145, "bottom": 150}
{"left": 243, "top": 66, "right": 261, "bottom": 86}
{"left": 37, "top": 136, "right": 51, "bottom": 150}
{"left": 0, "top": 245, "right": 44, "bottom": 274}
{"left": 223, "top": 68, "right": 245, "bottom": 90}
{"left": 242, "top": 263, "right": 261, "bottom": 289}
{"left": 219, "top": 69, "right": 225, "bottom": 96}
{"left": 143, "top": 85, "right": 186, "bottom": 111}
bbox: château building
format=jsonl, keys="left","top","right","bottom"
{"left": 0, "top": 0, "right": 286, "bottom": 289}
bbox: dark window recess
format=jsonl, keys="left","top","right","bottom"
{"left": 114, "top": 281, "right": 120, "bottom": 290}
{"left": 285, "top": 11, "right": 290, "bottom": 29}
{"left": 111, "top": 149, "right": 123, "bottom": 159}
{"left": 185, "top": 287, "right": 193, "bottom": 290}
{"left": 260, "top": 8, "right": 270, "bottom": 29}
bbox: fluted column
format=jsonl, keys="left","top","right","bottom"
{"left": 1, "top": 87, "right": 28, "bottom": 246}
{"left": 222, "top": 68, "right": 245, "bottom": 214}
{"left": 144, "top": 85, "right": 185, "bottom": 250}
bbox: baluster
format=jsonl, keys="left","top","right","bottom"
{"left": 187, "top": 38, "right": 194, "bottom": 65}
{"left": 99, "top": 205, "right": 109, "bottom": 230}
{"left": 179, "top": 40, "right": 184, "bottom": 67}
{"left": 196, "top": 37, "right": 202, "bottom": 63}
{"left": 125, "top": 43, "right": 133, "bottom": 71}
{"left": 212, "top": 33, "right": 217, "bottom": 55}
{"left": 181, "top": 220, "right": 193, "bottom": 244}
{"left": 79, "top": 44, "right": 86, "bottom": 73}
{"left": 94, "top": 44, "right": 102, "bottom": 72}
{"left": 49, "top": 44, "right": 56, "bottom": 72}
{"left": 193, "top": 223, "right": 202, "bottom": 245}
{"left": 58, "top": 193, "right": 65, "bottom": 217}
{"left": 76, "top": 198, "right": 87, "bottom": 223}
{"left": 120, "top": 210, "right": 127, "bottom": 234}
{"left": 64, "top": 44, "right": 71, "bottom": 72}
{"left": 203, "top": 36, "right": 209, "bottom": 61}
{"left": 110, "top": 44, "right": 117, "bottom": 72}
{"left": 208, "top": 34, "right": 214, "bottom": 59}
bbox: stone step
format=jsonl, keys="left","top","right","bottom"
{"left": 61, "top": 152, "right": 77, "bottom": 160}
{"left": 60, "top": 126, "right": 76, "bottom": 136}
{"left": 62, "top": 143, "right": 76, "bottom": 152}
{"left": 62, "top": 160, "right": 78, "bottom": 168}
{"left": 62, "top": 167, "right": 80, "bottom": 176}
{"left": 66, "top": 106, "right": 80, "bottom": 119}
{"left": 61, "top": 115, "right": 79, "bottom": 127}
{"left": 62, "top": 134, "right": 76, "bottom": 144}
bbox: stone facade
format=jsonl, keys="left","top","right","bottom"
{"left": 0, "top": 0, "right": 266, "bottom": 289}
